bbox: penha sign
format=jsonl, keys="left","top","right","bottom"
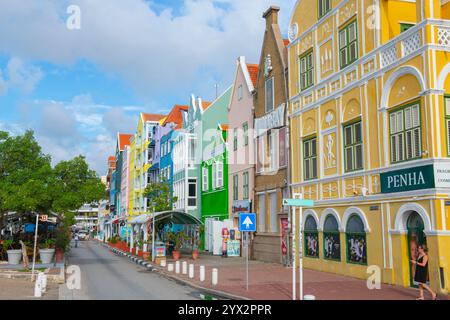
{"left": 381, "top": 164, "right": 435, "bottom": 193}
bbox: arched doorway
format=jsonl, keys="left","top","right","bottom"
{"left": 407, "top": 211, "right": 428, "bottom": 287}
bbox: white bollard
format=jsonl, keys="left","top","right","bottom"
{"left": 182, "top": 261, "right": 188, "bottom": 275}
{"left": 41, "top": 274, "right": 47, "bottom": 293}
{"left": 199, "top": 265, "right": 205, "bottom": 282}
{"left": 212, "top": 268, "right": 218, "bottom": 286}
{"left": 175, "top": 261, "right": 180, "bottom": 274}
{"left": 160, "top": 259, "right": 167, "bottom": 267}
{"left": 168, "top": 263, "right": 174, "bottom": 272}
{"left": 34, "top": 274, "right": 42, "bottom": 298}
{"left": 189, "top": 264, "right": 194, "bottom": 279}
{"left": 304, "top": 295, "right": 316, "bottom": 300}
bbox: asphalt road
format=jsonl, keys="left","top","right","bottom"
{"left": 61, "top": 240, "right": 198, "bottom": 300}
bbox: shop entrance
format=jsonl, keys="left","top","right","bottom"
{"left": 407, "top": 211, "right": 428, "bottom": 288}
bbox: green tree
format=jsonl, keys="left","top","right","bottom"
{"left": 0, "top": 131, "right": 105, "bottom": 230}
{"left": 144, "top": 178, "right": 175, "bottom": 212}
{"left": 0, "top": 130, "right": 53, "bottom": 229}
{"left": 50, "top": 155, "right": 105, "bottom": 218}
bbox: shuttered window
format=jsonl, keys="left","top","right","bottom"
{"left": 202, "top": 167, "right": 209, "bottom": 192}
{"left": 445, "top": 96, "right": 450, "bottom": 156}
{"left": 233, "top": 174, "right": 238, "bottom": 201}
{"left": 318, "top": 0, "right": 331, "bottom": 18}
{"left": 300, "top": 50, "right": 314, "bottom": 91}
{"left": 243, "top": 172, "right": 249, "bottom": 200}
{"left": 344, "top": 121, "right": 363, "bottom": 172}
{"left": 339, "top": 19, "right": 358, "bottom": 69}
{"left": 303, "top": 137, "right": 317, "bottom": 181}
{"left": 389, "top": 102, "right": 421, "bottom": 163}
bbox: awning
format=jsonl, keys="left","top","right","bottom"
{"left": 129, "top": 211, "right": 202, "bottom": 225}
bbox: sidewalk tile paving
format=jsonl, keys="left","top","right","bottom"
{"left": 153, "top": 253, "right": 447, "bottom": 300}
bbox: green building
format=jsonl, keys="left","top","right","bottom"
{"left": 200, "top": 87, "right": 232, "bottom": 225}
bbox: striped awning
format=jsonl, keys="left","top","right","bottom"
{"left": 129, "top": 211, "right": 202, "bottom": 225}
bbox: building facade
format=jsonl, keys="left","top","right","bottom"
{"left": 228, "top": 57, "right": 258, "bottom": 227}
{"left": 288, "top": 0, "right": 450, "bottom": 294}
{"left": 129, "top": 113, "right": 165, "bottom": 217}
{"left": 201, "top": 87, "right": 232, "bottom": 225}
{"left": 253, "top": 6, "right": 290, "bottom": 264}
{"left": 172, "top": 96, "right": 211, "bottom": 219}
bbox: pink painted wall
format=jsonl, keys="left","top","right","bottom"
{"left": 227, "top": 57, "right": 256, "bottom": 221}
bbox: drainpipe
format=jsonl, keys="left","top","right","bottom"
{"left": 283, "top": 55, "right": 292, "bottom": 268}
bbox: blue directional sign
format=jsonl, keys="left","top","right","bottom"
{"left": 282, "top": 198, "right": 315, "bottom": 207}
{"left": 239, "top": 213, "right": 256, "bottom": 232}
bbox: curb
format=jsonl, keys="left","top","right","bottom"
{"left": 105, "top": 244, "right": 247, "bottom": 300}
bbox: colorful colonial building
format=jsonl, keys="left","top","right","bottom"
{"left": 228, "top": 57, "right": 258, "bottom": 227}
{"left": 253, "top": 6, "right": 290, "bottom": 264}
{"left": 200, "top": 87, "right": 232, "bottom": 225}
{"left": 128, "top": 113, "right": 165, "bottom": 217}
{"left": 288, "top": 0, "right": 450, "bottom": 294}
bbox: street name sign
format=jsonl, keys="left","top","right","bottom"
{"left": 239, "top": 213, "right": 256, "bottom": 232}
{"left": 282, "top": 198, "right": 314, "bottom": 207}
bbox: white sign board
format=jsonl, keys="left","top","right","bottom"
{"left": 254, "top": 104, "right": 285, "bottom": 137}
{"left": 434, "top": 163, "right": 450, "bottom": 188}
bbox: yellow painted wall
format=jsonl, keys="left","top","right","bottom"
{"left": 287, "top": 0, "right": 450, "bottom": 294}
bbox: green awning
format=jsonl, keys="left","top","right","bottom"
{"left": 129, "top": 211, "right": 202, "bottom": 225}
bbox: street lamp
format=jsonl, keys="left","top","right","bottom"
{"left": 151, "top": 202, "right": 156, "bottom": 262}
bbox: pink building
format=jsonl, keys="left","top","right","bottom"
{"left": 227, "top": 56, "right": 258, "bottom": 226}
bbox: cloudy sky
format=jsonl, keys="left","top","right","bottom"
{"left": 0, "top": 0, "right": 294, "bottom": 175}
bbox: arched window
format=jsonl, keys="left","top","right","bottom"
{"left": 346, "top": 215, "right": 367, "bottom": 265}
{"left": 323, "top": 215, "right": 341, "bottom": 261}
{"left": 304, "top": 216, "right": 319, "bottom": 258}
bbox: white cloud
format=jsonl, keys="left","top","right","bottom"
{"left": 6, "top": 57, "right": 43, "bottom": 94}
{"left": 0, "top": 0, "right": 293, "bottom": 100}
{"left": 0, "top": 57, "right": 43, "bottom": 95}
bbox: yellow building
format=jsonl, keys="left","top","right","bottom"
{"left": 287, "top": 0, "right": 450, "bottom": 294}
{"left": 128, "top": 113, "right": 165, "bottom": 218}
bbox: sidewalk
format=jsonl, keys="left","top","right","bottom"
{"left": 153, "top": 253, "right": 446, "bottom": 300}
{"left": 104, "top": 241, "right": 448, "bottom": 300}
{"left": 0, "top": 277, "right": 59, "bottom": 300}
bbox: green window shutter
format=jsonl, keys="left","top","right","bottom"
{"left": 389, "top": 102, "right": 421, "bottom": 163}
{"left": 303, "top": 138, "right": 317, "bottom": 180}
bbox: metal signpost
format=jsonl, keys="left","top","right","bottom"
{"left": 283, "top": 195, "right": 314, "bottom": 300}
{"left": 239, "top": 213, "right": 256, "bottom": 291}
{"left": 31, "top": 214, "right": 46, "bottom": 282}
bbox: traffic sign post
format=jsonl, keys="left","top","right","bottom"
{"left": 31, "top": 214, "right": 39, "bottom": 282}
{"left": 239, "top": 213, "right": 256, "bottom": 291}
{"left": 283, "top": 196, "right": 314, "bottom": 301}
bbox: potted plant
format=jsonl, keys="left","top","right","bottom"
{"left": 191, "top": 226, "right": 204, "bottom": 260}
{"left": 142, "top": 240, "right": 152, "bottom": 260}
{"left": 3, "top": 240, "right": 22, "bottom": 265}
{"left": 167, "top": 231, "right": 187, "bottom": 261}
{"left": 39, "top": 239, "right": 56, "bottom": 264}
{"left": 55, "top": 227, "right": 71, "bottom": 263}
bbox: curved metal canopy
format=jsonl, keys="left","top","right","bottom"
{"left": 129, "top": 211, "right": 202, "bottom": 225}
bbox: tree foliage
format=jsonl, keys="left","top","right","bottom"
{"left": 0, "top": 130, "right": 105, "bottom": 228}
{"left": 144, "top": 178, "right": 175, "bottom": 213}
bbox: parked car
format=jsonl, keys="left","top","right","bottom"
{"left": 77, "top": 230, "right": 89, "bottom": 241}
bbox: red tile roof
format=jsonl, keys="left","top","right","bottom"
{"left": 108, "top": 156, "right": 116, "bottom": 163}
{"left": 201, "top": 101, "right": 212, "bottom": 111}
{"left": 219, "top": 124, "right": 229, "bottom": 131}
{"left": 163, "top": 105, "right": 188, "bottom": 130}
{"left": 118, "top": 133, "right": 133, "bottom": 151}
{"left": 142, "top": 113, "right": 166, "bottom": 122}
{"left": 283, "top": 39, "right": 290, "bottom": 47}
{"left": 246, "top": 63, "right": 259, "bottom": 87}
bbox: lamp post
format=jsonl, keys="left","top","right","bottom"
{"left": 151, "top": 203, "right": 156, "bottom": 262}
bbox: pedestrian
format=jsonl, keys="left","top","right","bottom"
{"left": 410, "top": 245, "right": 437, "bottom": 300}
{"left": 74, "top": 233, "right": 79, "bottom": 248}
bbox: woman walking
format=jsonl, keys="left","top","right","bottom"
{"left": 410, "top": 245, "right": 437, "bottom": 300}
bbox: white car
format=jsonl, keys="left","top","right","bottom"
{"left": 77, "top": 231, "right": 89, "bottom": 240}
